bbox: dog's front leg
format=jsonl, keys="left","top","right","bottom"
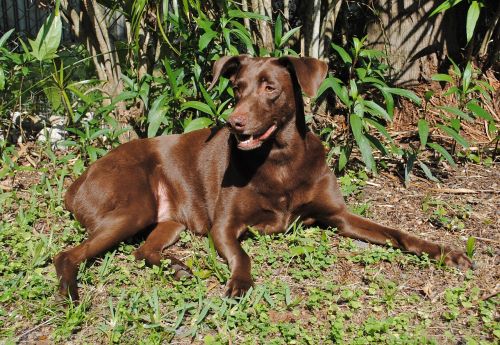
{"left": 312, "top": 174, "right": 472, "bottom": 269}
{"left": 211, "top": 222, "right": 253, "bottom": 297}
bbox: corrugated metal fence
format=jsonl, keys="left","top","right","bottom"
{"left": 0, "top": 1, "right": 125, "bottom": 42}
{"left": 0, "top": 0, "right": 49, "bottom": 38}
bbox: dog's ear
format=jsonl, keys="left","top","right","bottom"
{"left": 279, "top": 57, "right": 328, "bottom": 97}
{"left": 208, "top": 55, "right": 249, "bottom": 91}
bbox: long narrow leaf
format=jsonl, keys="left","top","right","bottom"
{"left": 181, "top": 101, "right": 214, "bottom": 116}
{"left": 365, "top": 118, "right": 393, "bottom": 142}
{"left": 436, "top": 124, "right": 469, "bottom": 148}
{"left": 418, "top": 161, "right": 439, "bottom": 182}
{"left": 184, "top": 117, "right": 213, "bottom": 133}
{"left": 280, "top": 27, "right": 301, "bottom": 48}
{"left": 364, "top": 100, "right": 391, "bottom": 121}
{"left": 466, "top": 101, "right": 494, "bottom": 122}
{"left": 383, "top": 87, "right": 422, "bottom": 105}
{"left": 438, "top": 106, "right": 474, "bottom": 122}
{"left": 274, "top": 15, "right": 283, "bottom": 46}
{"left": 331, "top": 43, "right": 352, "bottom": 64}
{"left": 0, "top": 28, "right": 14, "bottom": 48}
{"left": 350, "top": 114, "right": 376, "bottom": 172}
{"left": 466, "top": 1, "right": 480, "bottom": 43}
{"left": 430, "top": 0, "right": 463, "bottom": 17}
{"left": 431, "top": 74, "right": 453, "bottom": 83}
{"left": 427, "top": 143, "right": 456, "bottom": 166}
{"left": 148, "top": 95, "right": 169, "bottom": 138}
{"left": 418, "top": 119, "right": 430, "bottom": 147}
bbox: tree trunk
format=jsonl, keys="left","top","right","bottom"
{"left": 319, "top": 0, "right": 343, "bottom": 59}
{"left": 366, "top": 0, "right": 461, "bottom": 86}
{"left": 302, "top": 0, "right": 321, "bottom": 58}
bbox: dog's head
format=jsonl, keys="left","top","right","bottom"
{"left": 209, "top": 56, "right": 328, "bottom": 150}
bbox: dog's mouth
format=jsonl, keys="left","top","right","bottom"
{"left": 234, "top": 124, "right": 277, "bottom": 150}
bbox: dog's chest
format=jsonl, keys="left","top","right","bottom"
{"left": 255, "top": 186, "right": 313, "bottom": 234}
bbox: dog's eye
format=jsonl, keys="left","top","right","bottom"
{"left": 265, "top": 85, "right": 275, "bottom": 92}
{"left": 233, "top": 86, "right": 239, "bottom": 93}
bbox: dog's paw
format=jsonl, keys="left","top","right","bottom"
{"left": 225, "top": 277, "right": 253, "bottom": 298}
{"left": 443, "top": 250, "right": 473, "bottom": 270}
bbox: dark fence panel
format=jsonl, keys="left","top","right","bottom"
{"left": 0, "top": 0, "right": 49, "bottom": 38}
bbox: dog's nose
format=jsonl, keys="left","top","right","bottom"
{"left": 228, "top": 115, "right": 246, "bottom": 132}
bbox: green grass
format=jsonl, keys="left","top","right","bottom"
{"left": 0, "top": 146, "right": 498, "bottom": 344}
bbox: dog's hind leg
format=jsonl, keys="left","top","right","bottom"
{"left": 133, "top": 220, "right": 192, "bottom": 279}
{"left": 54, "top": 210, "right": 154, "bottom": 301}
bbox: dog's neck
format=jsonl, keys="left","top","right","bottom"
{"left": 268, "top": 83, "right": 309, "bottom": 162}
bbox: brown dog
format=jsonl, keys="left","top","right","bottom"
{"left": 54, "top": 56, "right": 472, "bottom": 300}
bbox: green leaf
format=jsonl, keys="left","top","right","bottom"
{"left": 383, "top": 87, "right": 422, "bottom": 105}
{"left": 184, "top": 117, "right": 213, "bottom": 133}
{"left": 466, "top": 1, "right": 480, "bottom": 44}
{"left": 331, "top": 43, "right": 352, "bottom": 64}
{"left": 0, "top": 28, "right": 14, "bottom": 48}
{"left": 111, "top": 91, "right": 138, "bottom": 105}
{"left": 90, "top": 128, "right": 111, "bottom": 140}
{"left": 198, "top": 83, "right": 216, "bottom": 114}
{"left": 147, "top": 94, "right": 169, "bottom": 138}
{"left": 43, "top": 86, "right": 62, "bottom": 111}
{"left": 279, "top": 27, "right": 301, "bottom": 48}
{"left": 274, "top": 15, "right": 283, "bottom": 46}
{"left": 430, "top": 0, "right": 463, "bottom": 17}
{"left": 359, "top": 49, "right": 386, "bottom": 59}
{"left": 443, "top": 86, "right": 460, "bottom": 97}
{"left": 374, "top": 85, "right": 394, "bottom": 117}
{"left": 364, "top": 100, "right": 391, "bottom": 121}
{"left": 352, "top": 37, "right": 362, "bottom": 55}
{"left": 418, "top": 161, "right": 439, "bottom": 182}
{"left": 466, "top": 236, "right": 476, "bottom": 259}
{"left": 181, "top": 101, "right": 214, "bottom": 116}
{"left": 436, "top": 124, "right": 469, "bottom": 148}
{"left": 365, "top": 118, "right": 393, "bottom": 142}
{"left": 317, "top": 77, "right": 350, "bottom": 106}
{"left": 350, "top": 114, "right": 376, "bottom": 172}
{"left": 438, "top": 106, "right": 474, "bottom": 122}
{"left": 338, "top": 147, "right": 348, "bottom": 171}
{"left": 290, "top": 245, "right": 314, "bottom": 256}
{"left": 427, "top": 143, "right": 457, "bottom": 166}
{"left": 462, "top": 61, "right": 472, "bottom": 92}
{"left": 366, "top": 134, "right": 388, "bottom": 155}
{"left": 0, "top": 67, "right": 4, "bottom": 90}
{"left": 28, "top": 11, "right": 62, "bottom": 61}
{"left": 199, "top": 31, "right": 217, "bottom": 51}
{"left": 466, "top": 101, "right": 494, "bottom": 122}
{"left": 349, "top": 80, "right": 358, "bottom": 99}
{"left": 230, "top": 28, "right": 255, "bottom": 55}
{"left": 431, "top": 74, "right": 453, "bottom": 83}
{"left": 418, "top": 119, "right": 430, "bottom": 147}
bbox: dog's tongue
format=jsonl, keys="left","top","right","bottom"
{"left": 258, "top": 124, "right": 277, "bottom": 141}
{"left": 237, "top": 124, "right": 277, "bottom": 150}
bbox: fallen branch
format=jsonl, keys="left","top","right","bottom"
{"left": 428, "top": 188, "right": 499, "bottom": 194}
{"left": 473, "top": 236, "right": 500, "bottom": 245}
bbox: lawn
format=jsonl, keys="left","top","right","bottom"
{"left": 0, "top": 144, "right": 498, "bottom": 344}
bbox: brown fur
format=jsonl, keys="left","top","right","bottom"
{"left": 55, "top": 56, "right": 472, "bottom": 300}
